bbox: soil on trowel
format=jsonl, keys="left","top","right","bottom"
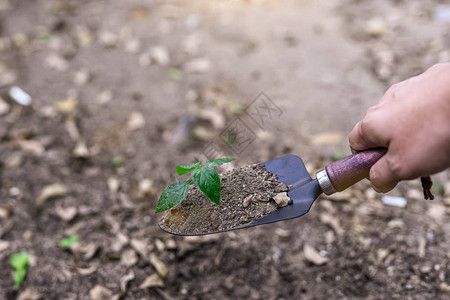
{"left": 159, "top": 164, "right": 291, "bottom": 235}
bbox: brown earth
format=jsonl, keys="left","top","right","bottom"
{"left": 159, "top": 164, "right": 289, "bottom": 235}
{"left": 0, "top": 0, "right": 449, "bottom": 299}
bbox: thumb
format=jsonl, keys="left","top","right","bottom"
{"left": 368, "top": 155, "right": 399, "bottom": 193}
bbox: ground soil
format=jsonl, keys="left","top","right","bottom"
{"left": 159, "top": 164, "right": 289, "bottom": 235}
{"left": 1, "top": 0, "right": 449, "bottom": 299}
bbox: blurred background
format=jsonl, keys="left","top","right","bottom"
{"left": 0, "top": 0, "right": 449, "bottom": 299}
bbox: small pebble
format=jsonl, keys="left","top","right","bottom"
{"left": 273, "top": 192, "right": 291, "bottom": 207}
{"left": 149, "top": 46, "right": 170, "bottom": 66}
{"left": 381, "top": 195, "right": 407, "bottom": 208}
{"left": 440, "top": 282, "right": 450, "bottom": 293}
{"left": 9, "top": 86, "right": 32, "bottom": 106}
{"left": 254, "top": 194, "right": 269, "bottom": 202}
{"left": 0, "top": 97, "right": 10, "bottom": 115}
{"left": 243, "top": 195, "right": 252, "bottom": 208}
{"left": 239, "top": 216, "right": 249, "bottom": 224}
{"left": 9, "top": 187, "right": 21, "bottom": 197}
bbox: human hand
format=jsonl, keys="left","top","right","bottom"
{"left": 349, "top": 63, "right": 450, "bottom": 192}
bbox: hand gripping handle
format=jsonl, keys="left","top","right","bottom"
{"left": 316, "top": 148, "right": 387, "bottom": 195}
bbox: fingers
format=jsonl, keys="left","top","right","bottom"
{"left": 349, "top": 107, "right": 390, "bottom": 153}
{"left": 368, "top": 155, "right": 399, "bottom": 193}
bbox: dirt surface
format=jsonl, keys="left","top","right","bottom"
{"left": 1, "top": 0, "right": 450, "bottom": 299}
{"left": 160, "top": 164, "right": 289, "bottom": 235}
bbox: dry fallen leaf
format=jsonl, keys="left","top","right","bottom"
{"left": 108, "top": 178, "right": 120, "bottom": 199}
{"left": 138, "top": 179, "right": 157, "bottom": 198}
{"left": 111, "top": 232, "right": 129, "bottom": 253}
{"left": 83, "top": 243, "right": 99, "bottom": 260}
{"left": 0, "top": 206, "right": 10, "bottom": 219}
{"left": 78, "top": 264, "right": 98, "bottom": 276}
{"left": 95, "top": 90, "right": 112, "bottom": 105}
{"left": 36, "top": 183, "right": 68, "bottom": 206}
{"left": 0, "top": 63, "right": 18, "bottom": 88}
{"left": 376, "top": 248, "right": 389, "bottom": 264}
{"left": 121, "top": 249, "right": 138, "bottom": 268}
{"left": 319, "top": 212, "right": 344, "bottom": 236}
{"left": 304, "top": 244, "right": 328, "bottom": 266}
{"left": 197, "top": 108, "right": 225, "bottom": 129}
{"left": 427, "top": 205, "right": 445, "bottom": 222}
{"left": 73, "top": 140, "right": 90, "bottom": 158}
{"left": 0, "top": 97, "right": 10, "bottom": 115}
{"left": 127, "top": 112, "right": 146, "bottom": 131}
{"left": 120, "top": 271, "right": 135, "bottom": 295}
{"left": 70, "top": 242, "right": 99, "bottom": 260}
{"left": 130, "top": 239, "right": 149, "bottom": 258}
{"left": 418, "top": 236, "right": 427, "bottom": 258}
{"left": 183, "top": 58, "right": 211, "bottom": 73}
{"left": 56, "top": 97, "right": 78, "bottom": 113}
{"left": 17, "top": 288, "right": 42, "bottom": 300}
{"left": 0, "top": 240, "right": 10, "bottom": 252}
{"left": 64, "top": 117, "right": 80, "bottom": 141}
{"left": 149, "top": 46, "right": 170, "bottom": 67}
{"left": 18, "top": 140, "right": 45, "bottom": 157}
{"left": 139, "top": 273, "right": 164, "bottom": 289}
{"left": 149, "top": 253, "right": 169, "bottom": 278}
{"left": 89, "top": 285, "right": 113, "bottom": 300}
{"left": 55, "top": 203, "right": 78, "bottom": 222}
{"left": 45, "top": 53, "right": 69, "bottom": 72}
{"left": 74, "top": 25, "right": 92, "bottom": 48}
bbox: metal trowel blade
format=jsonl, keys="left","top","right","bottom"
{"left": 159, "top": 155, "right": 323, "bottom": 236}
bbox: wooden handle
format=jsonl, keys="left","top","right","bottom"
{"left": 325, "top": 148, "right": 387, "bottom": 192}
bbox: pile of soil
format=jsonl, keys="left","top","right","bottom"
{"left": 159, "top": 164, "right": 290, "bottom": 235}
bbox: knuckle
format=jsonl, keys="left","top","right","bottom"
{"left": 359, "top": 117, "right": 374, "bottom": 137}
{"left": 385, "top": 155, "right": 408, "bottom": 180}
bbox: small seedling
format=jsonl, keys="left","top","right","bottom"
{"left": 10, "top": 252, "right": 30, "bottom": 289}
{"left": 112, "top": 156, "right": 124, "bottom": 167}
{"left": 60, "top": 235, "right": 78, "bottom": 249}
{"left": 169, "top": 68, "right": 183, "bottom": 81}
{"left": 156, "top": 158, "right": 235, "bottom": 213}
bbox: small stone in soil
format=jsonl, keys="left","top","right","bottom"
{"left": 273, "top": 192, "right": 291, "bottom": 207}
{"left": 159, "top": 164, "right": 290, "bottom": 235}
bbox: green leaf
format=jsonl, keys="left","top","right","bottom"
{"left": 205, "top": 158, "right": 235, "bottom": 168}
{"left": 14, "top": 268, "right": 27, "bottom": 289}
{"left": 10, "top": 253, "right": 30, "bottom": 289}
{"left": 11, "top": 253, "right": 30, "bottom": 270}
{"left": 112, "top": 156, "right": 124, "bottom": 166}
{"left": 60, "top": 235, "right": 78, "bottom": 249}
{"left": 175, "top": 161, "right": 201, "bottom": 176}
{"left": 191, "top": 167, "right": 220, "bottom": 204}
{"left": 156, "top": 180, "right": 190, "bottom": 213}
{"left": 169, "top": 68, "right": 183, "bottom": 81}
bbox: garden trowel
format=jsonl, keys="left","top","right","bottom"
{"left": 161, "top": 148, "right": 386, "bottom": 235}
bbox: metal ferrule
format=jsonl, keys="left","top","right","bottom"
{"left": 316, "top": 169, "right": 336, "bottom": 195}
